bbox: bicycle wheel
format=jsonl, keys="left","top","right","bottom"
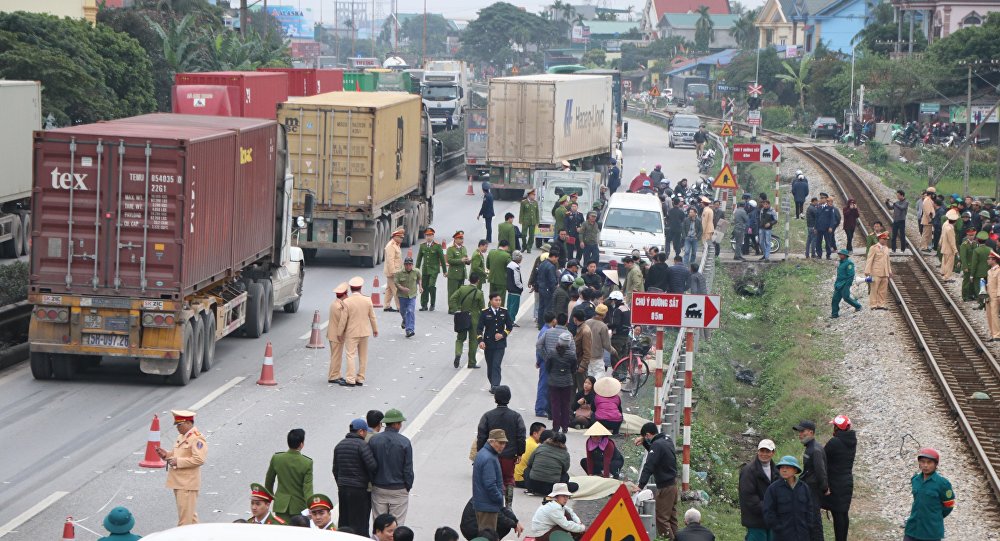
{"left": 611, "top": 354, "right": 637, "bottom": 394}
{"left": 629, "top": 357, "right": 651, "bottom": 398}
{"left": 770, "top": 235, "right": 781, "bottom": 254}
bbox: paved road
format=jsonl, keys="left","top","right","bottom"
{"left": 0, "top": 118, "right": 700, "bottom": 539}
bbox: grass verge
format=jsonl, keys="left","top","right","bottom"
{"left": 837, "top": 143, "right": 996, "bottom": 198}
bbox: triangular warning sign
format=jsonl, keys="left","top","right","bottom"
{"left": 579, "top": 485, "right": 650, "bottom": 541}
{"left": 712, "top": 163, "right": 739, "bottom": 189}
{"left": 719, "top": 122, "right": 734, "bottom": 137}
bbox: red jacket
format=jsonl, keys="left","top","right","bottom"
{"left": 629, "top": 173, "right": 652, "bottom": 192}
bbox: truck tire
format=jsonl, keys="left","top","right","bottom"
{"left": 1, "top": 218, "right": 20, "bottom": 258}
{"left": 257, "top": 279, "right": 274, "bottom": 333}
{"left": 20, "top": 213, "right": 30, "bottom": 256}
{"left": 167, "top": 321, "right": 194, "bottom": 386}
{"left": 201, "top": 311, "right": 216, "bottom": 372}
{"left": 30, "top": 352, "right": 53, "bottom": 380}
{"left": 243, "top": 282, "right": 265, "bottom": 338}
{"left": 189, "top": 316, "right": 205, "bottom": 379}
{"left": 13, "top": 217, "right": 24, "bottom": 257}
{"left": 51, "top": 354, "right": 79, "bottom": 380}
{"left": 375, "top": 221, "right": 385, "bottom": 266}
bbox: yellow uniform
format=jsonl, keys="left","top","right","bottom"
{"left": 920, "top": 196, "right": 935, "bottom": 250}
{"left": 940, "top": 221, "right": 957, "bottom": 280}
{"left": 987, "top": 264, "right": 1000, "bottom": 339}
{"left": 864, "top": 243, "right": 892, "bottom": 309}
{"left": 339, "top": 290, "right": 379, "bottom": 385}
{"left": 701, "top": 206, "right": 714, "bottom": 242}
{"left": 383, "top": 239, "right": 403, "bottom": 310}
{"left": 164, "top": 420, "right": 208, "bottom": 526}
{"left": 326, "top": 284, "right": 349, "bottom": 381}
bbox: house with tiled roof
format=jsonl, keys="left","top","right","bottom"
{"left": 657, "top": 13, "right": 741, "bottom": 48}
{"left": 641, "top": 0, "right": 732, "bottom": 38}
{"left": 890, "top": 0, "right": 1000, "bottom": 42}
{"left": 755, "top": 0, "right": 835, "bottom": 52}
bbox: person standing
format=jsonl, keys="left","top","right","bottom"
{"left": 832, "top": 249, "right": 862, "bottom": 317}
{"left": 636, "top": 423, "right": 678, "bottom": 540}
{"left": 472, "top": 428, "right": 508, "bottom": 532}
{"left": 506, "top": 251, "right": 524, "bottom": 322}
{"left": 487, "top": 240, "right": 512, "bottom": 305}
{"left": 758, "top": 200, "right": 778, "bottom": 262}
{"left": 732, "top": 203, "right": 748, "bottom": 261}
{"left": 553, "top": 197, "right": 569, "bottom": 239}
{"left": 578, "top": 211, "right": 601, "bottom": 266}
{"left": 883, "top": 190, "right": 909, "bottom": 252}
{"left": 793, "top": 420, "right": 827, "bottom": 541}
{"left": 920, "top": 188, "right": 936, "bottom": 251}
{"left": 521, "top": 190, "right": 540, "bottom": 253}
{"left": 534, "top": 313, "right": 558, "bottom": 418}
{"left": 805, "top": 198, "right": 820, "bottom": 258}
{"left": 476, "top": 387, "right": 526, "bottom": 507}
{"left": 791, "top": 171, "right": 809, "bottom": 219}
{"left": 763, "top": 456, "right": 818, "bottom": 541}
{"left": 816, "top": 196, "right": 838, "bottom": 259}
{"left": 739, "top": 439, "right": 778, "bottom": 541}
{"left": 585, "top": 304, "right": 615, "bottom": 378}
{"left": 683, "top": 208, "right": 703, "bottom": 265}
{"left": 307, "top": 494, "right": 337, "bottom": 531}
{"left": 478, "top": 293, "right": 514, "bottom": 392}
{"left": 864, "top": 232, "right": 892, "bottom": 310}
{"left": 940, "top": 209, "right": 959, "bottom": 281}
{"left": 540, "top": 331, "right": 577, "bottom": 434}
{"left": 327, "top": 282, "right": 349, "bottom": 384}
{"left": 700, "top": 197, "right": 714, "bottom": 247}
{"left": 395, "top": 257, "right": 421, "bottom": 338}
{"left": 986, "top": 252, "right": 1000, "bottom": 341}
{"left": 416, "top": 228, "right": 447, "bottom": 312}
{"left": 842, "top": 199, "right": 859, "bottom": 252}
{"left": 383, "top": 228, "right": 404, "bottom": 312}
{"left": 369, "top": 409, "right": 414, "bottom": 525}
{"left": 622, "top": 256, "right": 644, "bottom": 306}
{"left": 333, "top": 419, "right": 378, "bottom": 534}
{"left": 564, "top": 203, "right": 584, "bottom": 260}
{"left": 693, "top": 126, "right": 708, "bottom": 155}
{"left": 155, "top": 410, "right": 207, "bottom": 526}
{"left": 960, "top": 228, "right": 979, "bottom": 300}
{"left": 264, "top": 428, "right": 313, "bottom": 522}
{"left": 667, "top": 198, "right": 686, "bottom": 259}
{"left": 479, "top": 183, "right": 496, "bottom": 243}
{"left": 973, "top": 232, "right": 992, "bottom": 308}
{"left": 608, "top": 159, "right": 621, "bottom": 195}
{"left": 903, "top": 448, "right": 956, "bottom": 541}
{"left": 339, "top": 276, "right": 379, "bottom": 386}
{"left": 451, "top": 274, "right": 486, "bottom": 368}
{"left": 446, "top": 231, "right": 470, "bottom": 314}
{"left": 535, "top": 252, "right": 559, "bottom": 330}
{"left": 822, "top": 415, "right": 857, "bottom": 541}
{"left": 498, "top": 212, "right": 517, "bottom": 251}
{"left": 471, "top": 240, "right": 490, "bottom": 294}
{"left": 248, "top": 483, "right": 286, "bottom": 524}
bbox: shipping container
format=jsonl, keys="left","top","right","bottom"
{"left": 173, "top": 71, "right": 289, "bottom": 119}
{"left": 0, "top": 80, "right": 40, "bottom": 257}
{"left": 258, "top": 67, "right": 344, "bottom": 96}
{"left": 465, "top": 107, "right": 488, "bottom": 180}
{"left": 343, "top": 72, "right": 378, "bottom": 92}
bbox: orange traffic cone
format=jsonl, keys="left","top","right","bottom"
{"left": 257, "top": 341, "right": 277, "bottom": 385}
{"left": 371, "top": 276, "right": 383, "bottom": 308}
{"left": 305, "top": 310, "right": 325, "bottom": 349}
{"left": 466, "top": 177, "right": 475, "bottom": 196}
{"left": 139, "top": 414, "right": 167, "bottom": 468}
{"left": 406, "top": 247, "right": 413, "bottom": 259}
{"left": 62, "top": 517, "right": 74, "bottom": 541}
{"left": 441, "top": 239, "right": 447, "bottom": 251}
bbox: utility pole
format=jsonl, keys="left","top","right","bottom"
{"left": 996, "top": 95, "right": 1000, "bottom": 202}
{"left": 371, "top": 0, "right": 376, "bottom": 57}
{"left": 422, "top": 0, "right": 427, "bottom": 65}
{"left": 964, "top": 63, "right": 972, "bottom": 197}
{"left": 240, "top": 0, "right": 247, "bottom": 37}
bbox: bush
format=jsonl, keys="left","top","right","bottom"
{"left": 0, "top": 261, "right": 28, "bottom": 306}
{"left": 435, "top": 124, "right": 466, "bottom": 154}
{"left": 867, "top": 141, "right": 888, "bottom": 166}
{"left": 761, "top": 106, "right": 794, "bottom": 131}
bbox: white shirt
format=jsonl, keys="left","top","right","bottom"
{"left": 525, "top": 501, "right": 586, "bottom": 537}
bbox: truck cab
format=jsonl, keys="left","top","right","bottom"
{"left": 421, "top": 72, "right": 464, "bottom": 129}
{"left": 533, "top": 170, "right": 603, "bottom": 247}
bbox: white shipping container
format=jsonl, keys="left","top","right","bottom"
{"left": 487, "top": 74, "right": 612, "bottom": 165}
{"left": 0, "top": 80, "right": 41, "bottom": 204}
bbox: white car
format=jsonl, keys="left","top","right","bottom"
{"left": 598, "top": 192, "right": 665, "bottom": 264}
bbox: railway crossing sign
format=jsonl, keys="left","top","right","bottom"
{"left": 711, "top": 163, "right": 739, "bottom": 190}
{"left": 748, "top": 109, "right": 762, "bottom": 126}
{"left": 719, "top": 122, "right": 734, "bottom": 137}
{"left": 748, "top": 83, "right": 763, "bottom": 96}
{"left": 630, "top": 292, "right": 722, "bottom": 329}
{"left": 733, "top": 143, "right": 782, "bottom": 163}
{"left": 580, "top": 485, "right": 650, "bottom": 541}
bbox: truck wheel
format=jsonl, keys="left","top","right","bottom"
{"left": 20, "top": 213, "right": 30, "bottom": 256}
{"left": 1, "top": 218, "right": 20, "bottom": 258}
{"left": 201, "top": 311, "right": 216, "bottom": 372}
{"left": 12, "top": 217, "right": 24, "bottom": 257}
{"left": 375, "top": 221, "right": 386, "bottom": 265}
{"left": 189, "top": 316, "right": 205, "bottom": 379}
{"left": 30, "top": 352, "right": 53, "bottom": 380}
{"left": 51, "top": 354, "right": 79, "bottom": 380}
{"left": 243, "top": 282, "right": 265, "bottom": 338}
{"left": 257, "top": 279, "right": 274, "bottom": 333}
{"left": 167, "top": 321, "right": 193, "bottom": 386}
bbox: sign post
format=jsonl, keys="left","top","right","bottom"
{"left": 580, "top": 485, "right": 651, "bottom": 541}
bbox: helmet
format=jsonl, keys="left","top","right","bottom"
{"left": 655, "top": 164, "right": 662, "bottom": 169}
{"left": 796, "top": 169, "right": 803, "bottom": 176}
{"left": 640, "top": 168, "right": 647, "bottom": 174}
{"left": 608, "top": 291, "right": 624, "bottom": 301}
{"left": 643, "top": 180, "right": 651, "bottom": 187}
{"left": 560, "top": 273, "right": 575, "bottom": 283}
{"left": 748, "top": 200, "right": 758, "bottom": 208}
{"left": 917, "top": 448, "right": 940, "bottom": 463}
{"left": 659, "top": 179, "right": 668, "bottom": 185}
{"left": 830, "top": 415, "right": 851, "bottom": 430}
{"left": 404, "top": 257, "right": 414, "bottom": 264}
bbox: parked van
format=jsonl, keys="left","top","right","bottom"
{"left": 534, "top": 170, "right": 603, "bottom": 248}
{"left": 598, "top": 192, "right": 665, "bottom": 263}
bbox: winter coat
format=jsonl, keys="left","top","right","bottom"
{"left": 536, "top": 259, "right": 558, "bottom": 295}
{"left": 368, "top": 427, "right": 414, "bottom": 490}
{"left": 478, "top": 192, "right": 495, "bottom": 219}
{"left": 645, "top": 262, "right": 671, "bottom": 291}
{"left": 732, "top": 207, "right": 749, "bottom": 231}
{"left": 461, "top": 499, "right": 519, "bottom": 541}
{"left": 637, "top": 433, "right": 677, "bottom": 488}
{"left": 763, "top": 478, "right": 819, "bottom": 541}
{"left": 524, "top": 440, "right": 572, "bottom": 484}
{"left": 594, "top": 394, "right": 622, "bottom": 423}
{"left": 739, "top": 459, "right": 779, "bottom": 529}
{"left": 791, "top": 178, "right": 809, "bottom": 203}
{"left": 666, "top": 206, "right": 686, "bottom": 232}
{"left": 477, "top": 405, "right": 527, "bottom": 458}
{"left": 816, "top": 205, "right": 838, "bottom": 231}
{"left": 821, "top": 430, "right": 857, "bottom": 512}
{"left": 538, "top": 327, "right": 577, "bottom": 388}
{"left": 472, "top": 444, "right": 505, "bottom": 512}
{"left": 551, "top": 285, "right": 571, "bottom": 317}
{"left": 667, "top": 264, "right": 691, "bottom": 294}
{"left": 675, "top": 523, "right": 716, "bottom": 541}
{"left": 805, "top": 204, "right": 818, "bottom": 229}
{"left": 800, "top": 437, "right": 828, "bottom": 501}
{"left": 332, "top": 432, "right": 378, "bottom": 489}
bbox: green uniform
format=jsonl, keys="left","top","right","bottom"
{"left": 486, "top": 248, "right": 512, "bottom": 305}
{"left": 264, "top": 450, "right": 313, "bottom": 521}
{"left": 470, "top": 250, "right": 488, "bottom": 292}
{"left": 520, "top": 198, "right": 540, "bottom": 252}
{"left": 498, "top": 221, "right": 517, "bottom": 250}
{"left": 446, "top": 244, "right": 469, "bottom": 312}
{"left": 394, "top": 269, "right": 421, "bottom": 298}
{"left": 451, "top": 284, "right": 485, "bottom": 366}
{"left": 832, "top": 258, "right": 861, "bottom": 317}
{"left": 973, "top": 243, "right": 991, "bottom": 306}
{"left": 253, "top": 512, "right": 287, "bottom": 525}
{"left": 865, "top": 232, "right": 880, "bottom": 251}
{"left": 904, "top": 471, "right": 955, "bottom": 540}
{"left": 416, "top": 241, "right": 447, "bottom": 310}
{"left": 960, "top": 237, "right": 978, "bottom": 299}
{"left": 553, "top": 205, "right": 567, "bottom": 235}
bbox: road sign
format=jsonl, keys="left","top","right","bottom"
{"left": 630, "top": 292, "right": 721, "bottom": 329}
{"left": 748, "top": 109, "right": 762, "bottom": 126}
{"left": 579, "top": 485, "right": 651, "bottom": 541}
{"left": 920, "top": 102, "right": 940, "bottom": 114}
{"left": 720, "top": 122, "right": 734, "bottom": 137}
{"left": 711, "top": 163, "right": 738, "bottom": 190}
{"left": 733, "top": 143, "right": 782, "bottom": 163}
{"left": 748, "top": 83, "right": 763, "bottom": 96}
{"left": 650, "top": 86, "right": 660, "bottom": 97}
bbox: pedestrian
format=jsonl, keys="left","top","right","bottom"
{"left": 739, "top": 439, "right": 778, "bottom": 541}
{"left": 373, "top": 514, "right": 398, "bottom": 541}
{"left": 931, "top": 198, "right": 944, "bottom": 252}
{"left": 264, "top": 428, "right": 313, "bottom": 522}
{"left": 755, "top": 199, "right": 776, "bottom": 261}
{"left": 667, "top": 255, "right": 691, "bottom": 294}
{"left": 487, "top": 240, "right": 512, "bottom": 305}
{"left": 471, "top": 240, "right": 490, "bottom": 294}
{"left": 553, "top": 230, "right": 570, "bottom": 268}
{"left": 447, "top": 231, "right": 471, "bottom": 314}
{"left": 941, "top": 209, "right": 959, "bottom": 281}
{"left": 822, "top": 415, "right": 856, "bottom": 541}
{"left": 986, "top": 252, "right": 1000, "bottom": 341}
{"left": 541, "top": 330, "right": 577, "bottom": 433}
{"left": 629, "top": 168, "right": 652, "bottom": 192}
{"left": 805, "top": 197, "right": 820, "bottom": 258}
{"left": 553, "top": 197, "right": 569, "bottom": 239}
{"left": 578, "top": 211, "right": 601, "bottom": 266}
{"left": 667, "top": 198, "right": 686, "bottom": 258}
{"left": 155, "top": 409, "right": 207, "bottom": 526}
{"left": 842, "top": 199, "right": 859, "bottom": 252}
{"left": 579, "top": 422, "right": 624, "bottom": 478}
{"left": 747, "top": 199, "right": 762, "bottom": 255}
{"left": 693, "top": 126, "right": 709, "bottom": 155}
{"left": 582, "top": 261, "right": 602, "bottom": 290}
{"left": 676, "top": 508, "right": 715, "bottom": 541}
{"left": 903, "top": 448, "right": 956, "bottom": 541}
{"left": 712, "top": 209, "right": 727, "bottom": 257}
{"left": 327, "top": 282, "right": 349, "bottom": 384}
{"left": 920, "top": 188, "right": 936, "bottom": 251}
{"left": 333, "top": 419, "right": 378, "bottom": 533}
{"left": 524, "top": 483, "right": 587, "bottom": 541}
{"left": 472, "top": 429, "right": 508, "bottom": 532}
{"left": 792, "top": 170, "right": 809, "bottom": 219}
{"left": 535, "top": 252, "right": 559, "bottom": 329}
{"left": 645, "top": 252, "right": 670, "bottom": 291}
{"left": 608, "top": 159, "right": 621, "bottom": 195}
{"left": 534, "top": 312, "right": 558, "bottom": 417}
{"left": 816, "top": 194, "right": 837, "bottom": 259}
{"left": 960, "top": 228, "right": 979, "bottom": 300}
{"left": 417, "top": 228, "right": 447, "bottom": 312}
{"left": 700, "top": 196, "right": 714, "bottom": 246}
{"left": 339, "top": 276, "right": 379, "bottom": 386}
{"left": 365, "top": 410, "right": 384, "bottom": 442}
{"left": 516, "top": 423, "right": 547, "bottom": 488}
{"left": 593, "top": 377, "right": 623, "bottom": 434}
{"left": 683, "top": 207, "right": 702, "bottom": 265}
{"left": 763, "top": 456, "right": 818, "bottom": 541}
{"left": 635, "top": 422, "right": 678, "bottom": 539}
{"left": 506, "top": 251, "right": 524, "bottom": 322}
{"left": 565, "top": 203, "right": 584, "bottom": 260}
{"left": 453, "top": 274, "right": 486, "bottom": 368}
{"left": 973, "top": 231, "right": 992, "bottom": 308}
{"left": 520, "top": 190, "right": 540, "bottom": 252}
{"left": 498, "top": 212, "right": 517, "bottom": 252}
{"left": 572, "top": 376, "right": 597, "bottom": 428}
{"left": 248, "top": 483, "right": 286, "bottom": 524}
{"left": 478, "top": 293, "right": 514, "bottom": 392}
{"left": 622, "top": 256, "right": 644, "bottom": 305}
{"left": 832, "top": 249, "right": 862, "bottom": 317}
{"left": 688, "top": 264, "right": 706, "bottom": 294}
{"left": 793, "top": 420, "right": 827, "bottom": 541}
{"left": 584, "top": 304, "right": 616, "bottom": 378}
{"left": 395, "top": 257, "right": 421, "bottom": 338}
{"left": 307, "top": 494, "right": 337, "bottom": 531}
{"left": 479, "top": 182, "right": 496, "bottom": 243}
{"left": 864, "top": 232, "right": 892, "bottom": 310}
{"left": 572, "top": 310, "right": 592, "bottom": 394}
{"left": 865, "top": 220, "right": 885, "bottom": 251}
{"left": 97, "top": 507, "right": 141, "bottom": 541}
{"left": 477, "top": 385, "right": 527, "bottom": 506}
{"left": 552, "top": 274, "right": 573, "bottom": 319}
{"left": 884, "top": 190, "right": 909, "bottom": 253}
{"left": 369, "top": 409, "right": 414, "bottom": 525}
{"left": 383, "top": 228, "right": 404, "bottom": 312}
{"left": 732, "top": 203, "right": 748, "bottom": 261}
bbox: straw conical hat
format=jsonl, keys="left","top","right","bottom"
{"left": 584, "top": 422, "right": 612, "bottom": 437}
{"left": 594, "top": 377, "right": 622, "bottom": 398}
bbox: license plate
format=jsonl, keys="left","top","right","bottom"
{"left": 84, "top": 333, "right": 129, "bottom": 348}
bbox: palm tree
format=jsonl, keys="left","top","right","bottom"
{"left": 146, "top": 13, "right": 201, "bottom": 74}
{"left": 775, "top": 55, "right": 813, "bottom": 116}
{"left": 694, "top": 6, "right": 715, "bottom": 52}
{"left": 729, "top": 8, "right": 759, "bottom": 50}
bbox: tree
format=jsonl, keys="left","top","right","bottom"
{"left": 146, "top": 13, "right": 202, "bottom": 74}
{"left": 926, "top": 13, "right": 1000, "bottom": 94}
{"left": 459, "top": 2, "right": 561, "bottom": 69}
{"left": 581, "top": 48, "right": 606, "bottom": 67}
{"left": 775, "top": 55, "right": 812, "bottom": 115}
{"left": 98, "top": 6, "right": 174, "bottom": 111}
{"left": 853, "top": 2, "right": 926, "bottom": 54}
{"left": 399, "top": 14, "right": 452, "bottom": 57}
{"left": 729, "top": 8, "right": 759, "bottom": 50}
{"left": 694, "top": 6, "right": 715, "bottom": 52}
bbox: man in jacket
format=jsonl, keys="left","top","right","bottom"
{"left": 960, "top": 227, "right": 979, "bottom": 300}
{"left": 471, "top": 240, "right": 490, "bottom": 294}
{"left": 645, "top": 252, "right": 671, "bottom": 291}
{"left": 973, "top": 231, "right": 993, "bottom": 308}
{"left": 339, "top": 276, "right": 379, "bottom": 386}
{"left": 764, "top": 456, "right": 819, "bottom": 541}
{"left": 572, "top": 310, "right": 593, "bottom": 393}
{"left": 369, "top": 409, "right": 414, "bottom": 525}
{"left": 864, "top": 233, "right": 892, "bottom": 310}
{"left": 815, "top": 195, "right": 839, "bottom": 259}
{"left": 578, "top": 211, "right": 601, "bottom": 266}
{"left": 739, "top": 439, "right": 778, "bottom": 541}
{"left": 608, "top": 159, "right": 621, "bottom": 194}
{"left": 447, "top": 231, "right": 471, "bottom": 314}
{"left": 327, "top": 282, "right": 349, "bottom": 383}
{"left": 395, "top": 257, "right": 421, "bottom": 338}
{"left": 732, "top": 204, "right": 749, "bottom": 261}
{"left": 535, "top": 252, "right": 559, "bottom": 329}
{"left": 333, "top": 419, "right": 378, "bottom": 533}
{"left": 477, "top": 388, "right": 527, "bottom": 507}
{"left": 156, "top": 409, "right": 208, "bottom": 526}
{"left": 940, "top": 209, "right": 959, "bottom": 281}
{"left": 791, "top": 171, "right": 809, "bottom": 219}
{"left": 473, "top": 429, "right": 508, "bottom": 531}
{"left": 758, "top": 200, "right": 778, "bottom": 261}
{"left": 521, "top": 190, "right": 540, "bottom": 253}
{"left": 383, "top": 228, "right": 404, "bottom": 312}
{"left": 920, "top": 187, "right": 936, "bottom": 251}
{"left": 832, "top": 249, "right": 862, "bottom": 317}
{"left": 478, "top": 293, "right": 514, "bottom": 392}
{"left": 667, "top": 255, "right": 692, "bottom": 294}
{"left": 676, "top": 509, "right": 716, "bottom": 541}
{"left": 636, "top": 423, "right": 678, "bottom": 539}
{"left": 585, "top": 304, "right": 616, "bottom": 377}
{"left": 622, "top": 256, "right": 644, "bottom": 306}
{"left": 682, "top": 208, "right": 703, "bottom": 265}
{"left": 700, "top": 197, "right": 714, "bottom": 244}
{"left": 793, "top": 420, "right": 827, "bottom": 541}
{"left": 479, "top": 183, "right": 496, "bottom": 243}
{"left": 416, "top": 228, "right": 447, "bottom": 312}
{"left": 564, "top": 203, "right": 584, "bottom": 260}
{"left": 885, "top": 190, "right": 909, "bottom": 252}
{"left": 666, "top": 198, "right": 686, "bottom": 259}
{"left": 506, "top": 251, "right": 525, "bottom": 322}
{"left": 804, "top": 198, "right": 820, "bottom": 258}
{"left": 904, "top": 448, "right": 955, "bottom": 541}
{"left": 452, "top": 274, "right": 486, "bottom": 368}
{"left": 822, "top": 415, "right": 857, "bottom": 541}
{"left": 552, "top": 274, "right": 573, "bottom": 319}
{"left": 264, "top": 428, "right": 313, "bottom": 522}
{"left": 487, "top": 241, "right": 512, "bottom": 306}
{"left": 498, "top": 212, "right": 518, "bottom": 252}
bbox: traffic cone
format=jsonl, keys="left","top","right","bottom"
{"left": 371, "top": 276, "right": 383, "bottom": 308}
{"left": 466, "top": 177, "right": 475, "bottom": 196}
{"left": 441, "top": 239, "right": 447, "bottom": 251}
{"left": 62, "top": 517, "right": 74, "bottom": 541}
{"left": 257, "top": 341, "right": 278, "bottom": 386}
{"left": 407, "top": 247, "right": 413, "bottom": 259}
{"left": 139, "top": 414, "right": 167, "bottom": 468}
{"left": 305, "top": 311, "right": 325, "bottom": 349}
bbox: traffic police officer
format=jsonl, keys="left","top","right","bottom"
{"left": 446, "top": 231, "right": 471, "bottom": 314}
{"left": 416, "top": 228, "right": 447, "bottom": 312}
{"left": 831, "top": 249, "right": 862, "bottom": 317}
{"left": 520, "top": 189, "right": 540, "bottom": 253}
{"left": 248, "top": 483, "right": 287, "bottom": 525}
{"left": 156, "top": 409, "right": 207, "bottom": 526}
{"left": 477, "top": 293, "right": 514, "bottom": 393}
{"left": 307, "top": 494, "right": 337, "bottom": 530}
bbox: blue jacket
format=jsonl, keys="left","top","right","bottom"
{"left": 608, "top": 166, "right": 621, "bottom": 191}
{"left": 479, "top": 192, "right": 495, "bottom": 219}
{"left": 816, "top": 205, "right": 840, "bottom": 231}
{"left": 536, "top": 259, "right": 558, "bottom": 295}
{"left": 472, "top": 444, "right": 505, "bottom": 512}
{"left": 763, "top": 478, "right": 819, "bottom": 541}
{"left": 791, "top": 178, "right": 809, "bottom": 203}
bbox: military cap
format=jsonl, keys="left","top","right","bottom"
{"left": 540, "top": 243, "right": 552, "bottom": 252}
{"left": 980, "top": 210, "right": 991, "bottom": 218}
{"left": 877, "top": 232, "right": 889, "bottom": 239}
{"left": 392, "top": 227, "right": 405, "bottom": 238}
{"left": 349, "top": 276, "right": 365, "bottom": 289}
{"left": 837, "top": 249, "right": 850, "bottom": 256}
{"left": 383, "top": 408, "right": 406, "bottom": 423}
{"left": 424, "top": 228, "right": 435, "bottom": 235}
{"left": 404, "top": 257, "right": 414, "bottom": 264}
{"left": 966, "top": 228, "right": 977, "bottom": 235}
{"left": 334, "top": 282, "right": 348, "bottom": 295}
{"left": 171, "top": 410, "right": 196, "bottom": 425}
{"left": 945, "top": 209, "right": 960, "bottom": 221}
{"left": 526, "top": 188, "right": 536, "bottom": 196}
{"left": 978, "top": 231, "right": 990, "bottom": 240}
{"left": 308, "top": 494, "right": 334, "bottom": 510}
{"left": 250, "top": 483, "right": 274, "bottom": 502}
{"left": 453, "top": 230, "right": 464, "bottom": 239}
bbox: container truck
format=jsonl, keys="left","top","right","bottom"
{"left": 173, "top": 71, "right": 289, "bottom": 119}
{"left": 0, "top": 81, "right": 39, "bottom": 258}
{"left": 486, "top": 74, "right": 613, "bottom": 200}
{"left": 28, "top": 114, "right": 304, "bottom": 385}
{"left": 277, "top": 92, "right": 438, "bottom": 266}
{"left": 422, "top": 60, "right": 471, "bottom": 129}
{"left": 258, "top": 67, "right": 345, "bottom": 96}
{"left": 465, "top": 107, "right": 488, "bottom": 181}
{"left": 668, "top": 74, "right": 710, "bottom": 105}
{"left": 545, "top": 67, "right": 629, "bottom": 148}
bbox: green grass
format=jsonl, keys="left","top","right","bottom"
{"left": 837, "top": 144, "right": 997, "bottom": 199}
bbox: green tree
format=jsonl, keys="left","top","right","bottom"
{"left": 399, "top": 14, "right": 452, "bottom": 57}
{"left": 853, "top": 2, "right": 926, "bottom": 54}
{"left": 459, "top": 2, "right": 561, "bottom": 69}
{"left": 775, "top": 55, "right": 812, "bottom": 116}
{"left": 146, "top": 13, "right": 202, "bottom": 74}
{"left": 926, "top": 13, "right": 1000, "bottom": 94}
{"left": 729, "top": 8, "right": 759, "bottom": 50}
{"left": 98, "top": 6, "right": 174, "bottom": 111}
{"left": 694, "top": 5, "right": 715, "bottom": 52}
{"left": 581, "top": 48, "right": 606, "bottom": 67}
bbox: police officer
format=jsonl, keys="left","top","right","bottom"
{"left": 520, "top": 189, "right": 540, "bottom": 253}
{"left": 156, "top": 410, "right": 208, "bottom": 526}
{"left": 248, "top": 483, "right": 287, "bottom": 525}
{"left": 395, "top": 257, "right": 421, "bottom": 338}
{"left": 446, "top": 231, "right": 471, "bottom": 314}
{"left": 265, "top": 428, "right": 313, "bottom": 522}
{"left": 452, "top": 274, "right": 486, "bottom": 368}
{"left": 478, "top": 292, "right": 514, "bottom": 393}
{"left": 416, "top": 228, "right": 447, "bottom": 312}
{"left": 831, "top": 249, "right": 862, "bottom": 318}
{"left": 307, "top": 494, "right": 337, "bottom": 530}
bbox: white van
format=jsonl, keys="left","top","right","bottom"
{"left": 598, "top": 192, "right": 665, "bottom": 263}
{"left": 534, "top": 170, "right": 603, "bottom": 248}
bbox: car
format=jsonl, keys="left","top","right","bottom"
{"left": 668, "top": 114, "right": 701, "bottom": 148}
{"left": 810, "top": 117, "right": 841, "bottom": 139}
{"left": 598, "top": 192, "right": 665, "bottom": 264}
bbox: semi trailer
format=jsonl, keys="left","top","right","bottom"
{"left": 0, "top": 81, "right": 40, "bottom": 258}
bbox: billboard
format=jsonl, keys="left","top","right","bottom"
{"left": 265, "top": 5, "right": 314, "bottom": 39}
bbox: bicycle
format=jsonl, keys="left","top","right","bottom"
{"left": 731, "top": 231, "right": 781, "bottom": 254}
{"left": 610, "top": 326, "right": 651, "bottom": 397}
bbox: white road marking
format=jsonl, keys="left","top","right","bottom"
{"left": 188, "top": 376, "right": 245, "bottom": 411}
{"left": 298, "top": 320, "right": 329, "bottom": 340}
{"left": 0, "top": 491, "right": 69, "bottom": 537}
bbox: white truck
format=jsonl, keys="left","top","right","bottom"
{"left": 0, "top": 81, "right": 38, "bottom": 258}
{"left": 422, "top": 60, "right": 471, "bottom": 129}
{"left": 533, "top": 170, "right": 603, "bottom": 248}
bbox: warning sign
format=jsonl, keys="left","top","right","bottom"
{"left": 711, "top": 163, "right": 739, "bottom": 189}
{"left": 719, "top": 122, "right": 734, "bottom": 137}
{"left": 580, "top": 485, "right": 650, "bottom": 541}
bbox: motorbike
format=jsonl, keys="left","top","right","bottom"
{"left": 697, "top": 148, "right": 716, "bottom": 175}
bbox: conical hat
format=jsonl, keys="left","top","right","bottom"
{"left": 584, "top": 422, "right": 612, "bottom": 437}
{"left": 594, "top": 376, "right": 622, "bottom": 398}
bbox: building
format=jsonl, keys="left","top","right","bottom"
{"left": 641, "top": 0, "right": 732, "bottom": 38}
{"left": 755, "top": 0, "right": 829, "bottom": 51}
{"left": 890, "top": 0, "right": 1000, "bottom": 42}
{"left": 584, "top": 20, "right": 643, "bottom": 51}
{"left": 810, "top": 0, "right": 871, "bottom": 53}
{"left": 657, "top": 13, "right": 741, "bottom": 48}
{"left": 2, "top": 0, "right": 98, "bottom": 23}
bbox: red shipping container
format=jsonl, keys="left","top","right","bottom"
{"left": 173, "top": 71, "right": 288, "bottom": 119}
{"left": 258, "top": 68, "right": 344, "bottom": 96}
